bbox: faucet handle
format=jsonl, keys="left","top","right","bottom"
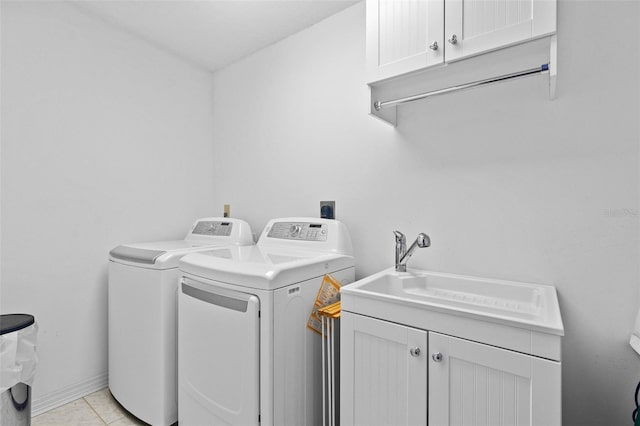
{"left": 417, "top": 233, "right": 431, "bottom": 248}
{"left": 393, "top": 230, "right": 406, "bottom": 243}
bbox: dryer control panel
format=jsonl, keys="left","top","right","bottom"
{"left": 267, "top": 222, "right": 328, "bottom": 241}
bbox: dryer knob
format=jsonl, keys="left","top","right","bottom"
{"left": 290, "top": 224, "right": 301, "bottom": 237}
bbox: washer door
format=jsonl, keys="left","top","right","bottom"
{"left": 178, "top": 277, "right": 260, "bottom": 426}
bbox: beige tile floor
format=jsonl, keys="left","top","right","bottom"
{"left": 32, "top": 388, "right": 147, "bottom": 426}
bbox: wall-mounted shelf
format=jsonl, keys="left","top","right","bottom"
{"left": 368, "top": 35, "right": 557, "bottom": 127}
{"left": 374, "top": 63, "right": 551, "bottom": 112}
{"left": 366, "top": 0, "right": 557, "bottom": 127}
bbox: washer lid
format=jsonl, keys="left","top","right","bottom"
{"left": 179, "top": 245, "right": 354, "bottom": 290}
{"left": 0, "top": 314, "right": 35, "bottom": 335}
{"left": 110, "top": 245, "right": 168, "bottom": 265}
{"left": 109, "top": 240, "right": 209, "bottom": 269}
{"left": 109, "top": 218, "right": 255, "bottom": 269}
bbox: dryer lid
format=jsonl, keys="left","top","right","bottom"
{"left": 179, "top": 245, "right": 354, "bottom": 290}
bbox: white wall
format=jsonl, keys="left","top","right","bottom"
{"left": 0, "top": 1, "right": 216, "bottom": 412}
{"left": 210, "top": 2, "right": 640, "bottom": 424}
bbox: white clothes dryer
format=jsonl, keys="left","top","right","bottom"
{"left": 177, "top": 217, "right": 355, "bottom": 426}
{"left": 108, "top": 218, "right": 254, "bottom": 425}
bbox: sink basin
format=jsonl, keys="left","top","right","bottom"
{"left": 341, "top": 267, "right": 564, "bottom": 335}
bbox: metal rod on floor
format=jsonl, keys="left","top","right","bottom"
{"left": 321, "top": 317, "right": 326, "bottom": 426}
{"left": 332, "top": 320, "right": 336, "bottom": 426}
{"left": 328, "top": 320, "right": 333, "bottom": 426}
{"left": 373, "top": 64, "right": 549, "bottom": 111}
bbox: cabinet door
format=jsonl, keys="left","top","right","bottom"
{"left": 341, "top": 312, "right": 428, "bottom": 426}
{"left": 445, "top": 0, "right": 556, "bottom": 61}
{"left": 366, "top": 0, "right": 444, "bottom": 82}
{"left": 429, "top": 332, "right": 561, "bottom": 426}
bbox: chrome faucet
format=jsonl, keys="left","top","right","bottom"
{"left": 394, "top": 230, "right": 431, "bottom": 272}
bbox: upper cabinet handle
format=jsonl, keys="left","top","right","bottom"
{"left": 447, "top": 34, "right": 458, "bottom": 45}
{"left": 428, "top": 41, "right": 439, "bottom": 51}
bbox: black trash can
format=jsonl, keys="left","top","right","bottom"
{"left": 0, "top": 314, "right": 38, "bottom": 425}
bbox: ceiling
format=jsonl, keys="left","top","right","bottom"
{"left": 74, "top": 0, "right": 359, "bottom": 72}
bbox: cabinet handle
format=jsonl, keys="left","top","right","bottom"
{"left": 409, "top": 347, "right": 421, "bottom": 357}
{"left": 447, "top": 34, "right": 458, "bottom": 45}
{"left": 432, "top": 352, "right": 443, "bottom": 362}
{"left": 428, "top": 41, "right": 439, "bottom": 51}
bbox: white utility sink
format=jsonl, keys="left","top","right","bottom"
{"left": 341, "top": 267, "right": 564, "bottom": 335}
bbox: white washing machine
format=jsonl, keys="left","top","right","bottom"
{"left": 108, "top": 218, "right": 254, "bottom": 425}
{"left": 178, "top": 217, "right": 355, "bottom": 426}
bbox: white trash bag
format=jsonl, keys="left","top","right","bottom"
{"left": 0, "top": 322, "right": 38, "bottom": 393}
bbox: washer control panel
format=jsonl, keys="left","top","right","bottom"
{"left": 267, "top": 222, "right": 328, "bottom": 241}
{"left": 192, "top": 221, "right": 233, "bottom": 236}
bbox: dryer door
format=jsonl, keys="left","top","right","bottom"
{"left": 178, "top": 277, "right": 260, "bottom": 426}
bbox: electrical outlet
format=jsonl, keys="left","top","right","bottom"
{"left": 320, "top": 201, "right": 335, "bottom": 219}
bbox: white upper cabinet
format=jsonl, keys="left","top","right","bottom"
{"left": 367, "top": 0, "right": 556, "bottom": 83}
{"left": 366, "top": 0, "right": 444, "bottom": 82}
{"left": 445, "top": 0, "right": 557, "bottom": 61}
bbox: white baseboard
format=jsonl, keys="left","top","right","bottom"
{"left": 31, "top": 372, "right": 108, "bottom": 417}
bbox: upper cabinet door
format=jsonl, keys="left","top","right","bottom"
{"left": 367, "top": 0, "right": 445, "bottom": 83}
{"left": 445, "top": 0, "right": 556, "bottom": 61}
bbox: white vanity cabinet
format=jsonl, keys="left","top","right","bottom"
{"left": 340, "top": 312, "right": 427, "bottom": 426}
{"left": 429, "top": 332, "right": 561, "bottom": 426}
{"left": 367, "top": 0, "right": 557, "bottom": 83}
{"left": 340, "top": 267, "right": 564, "bottom": 426}
{"left": 341, "top": 312, "right": 562, "bottom": 426}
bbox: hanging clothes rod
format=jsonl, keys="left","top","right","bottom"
{"left": 374, "top": 64, "right": 549, "bottom": 111}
